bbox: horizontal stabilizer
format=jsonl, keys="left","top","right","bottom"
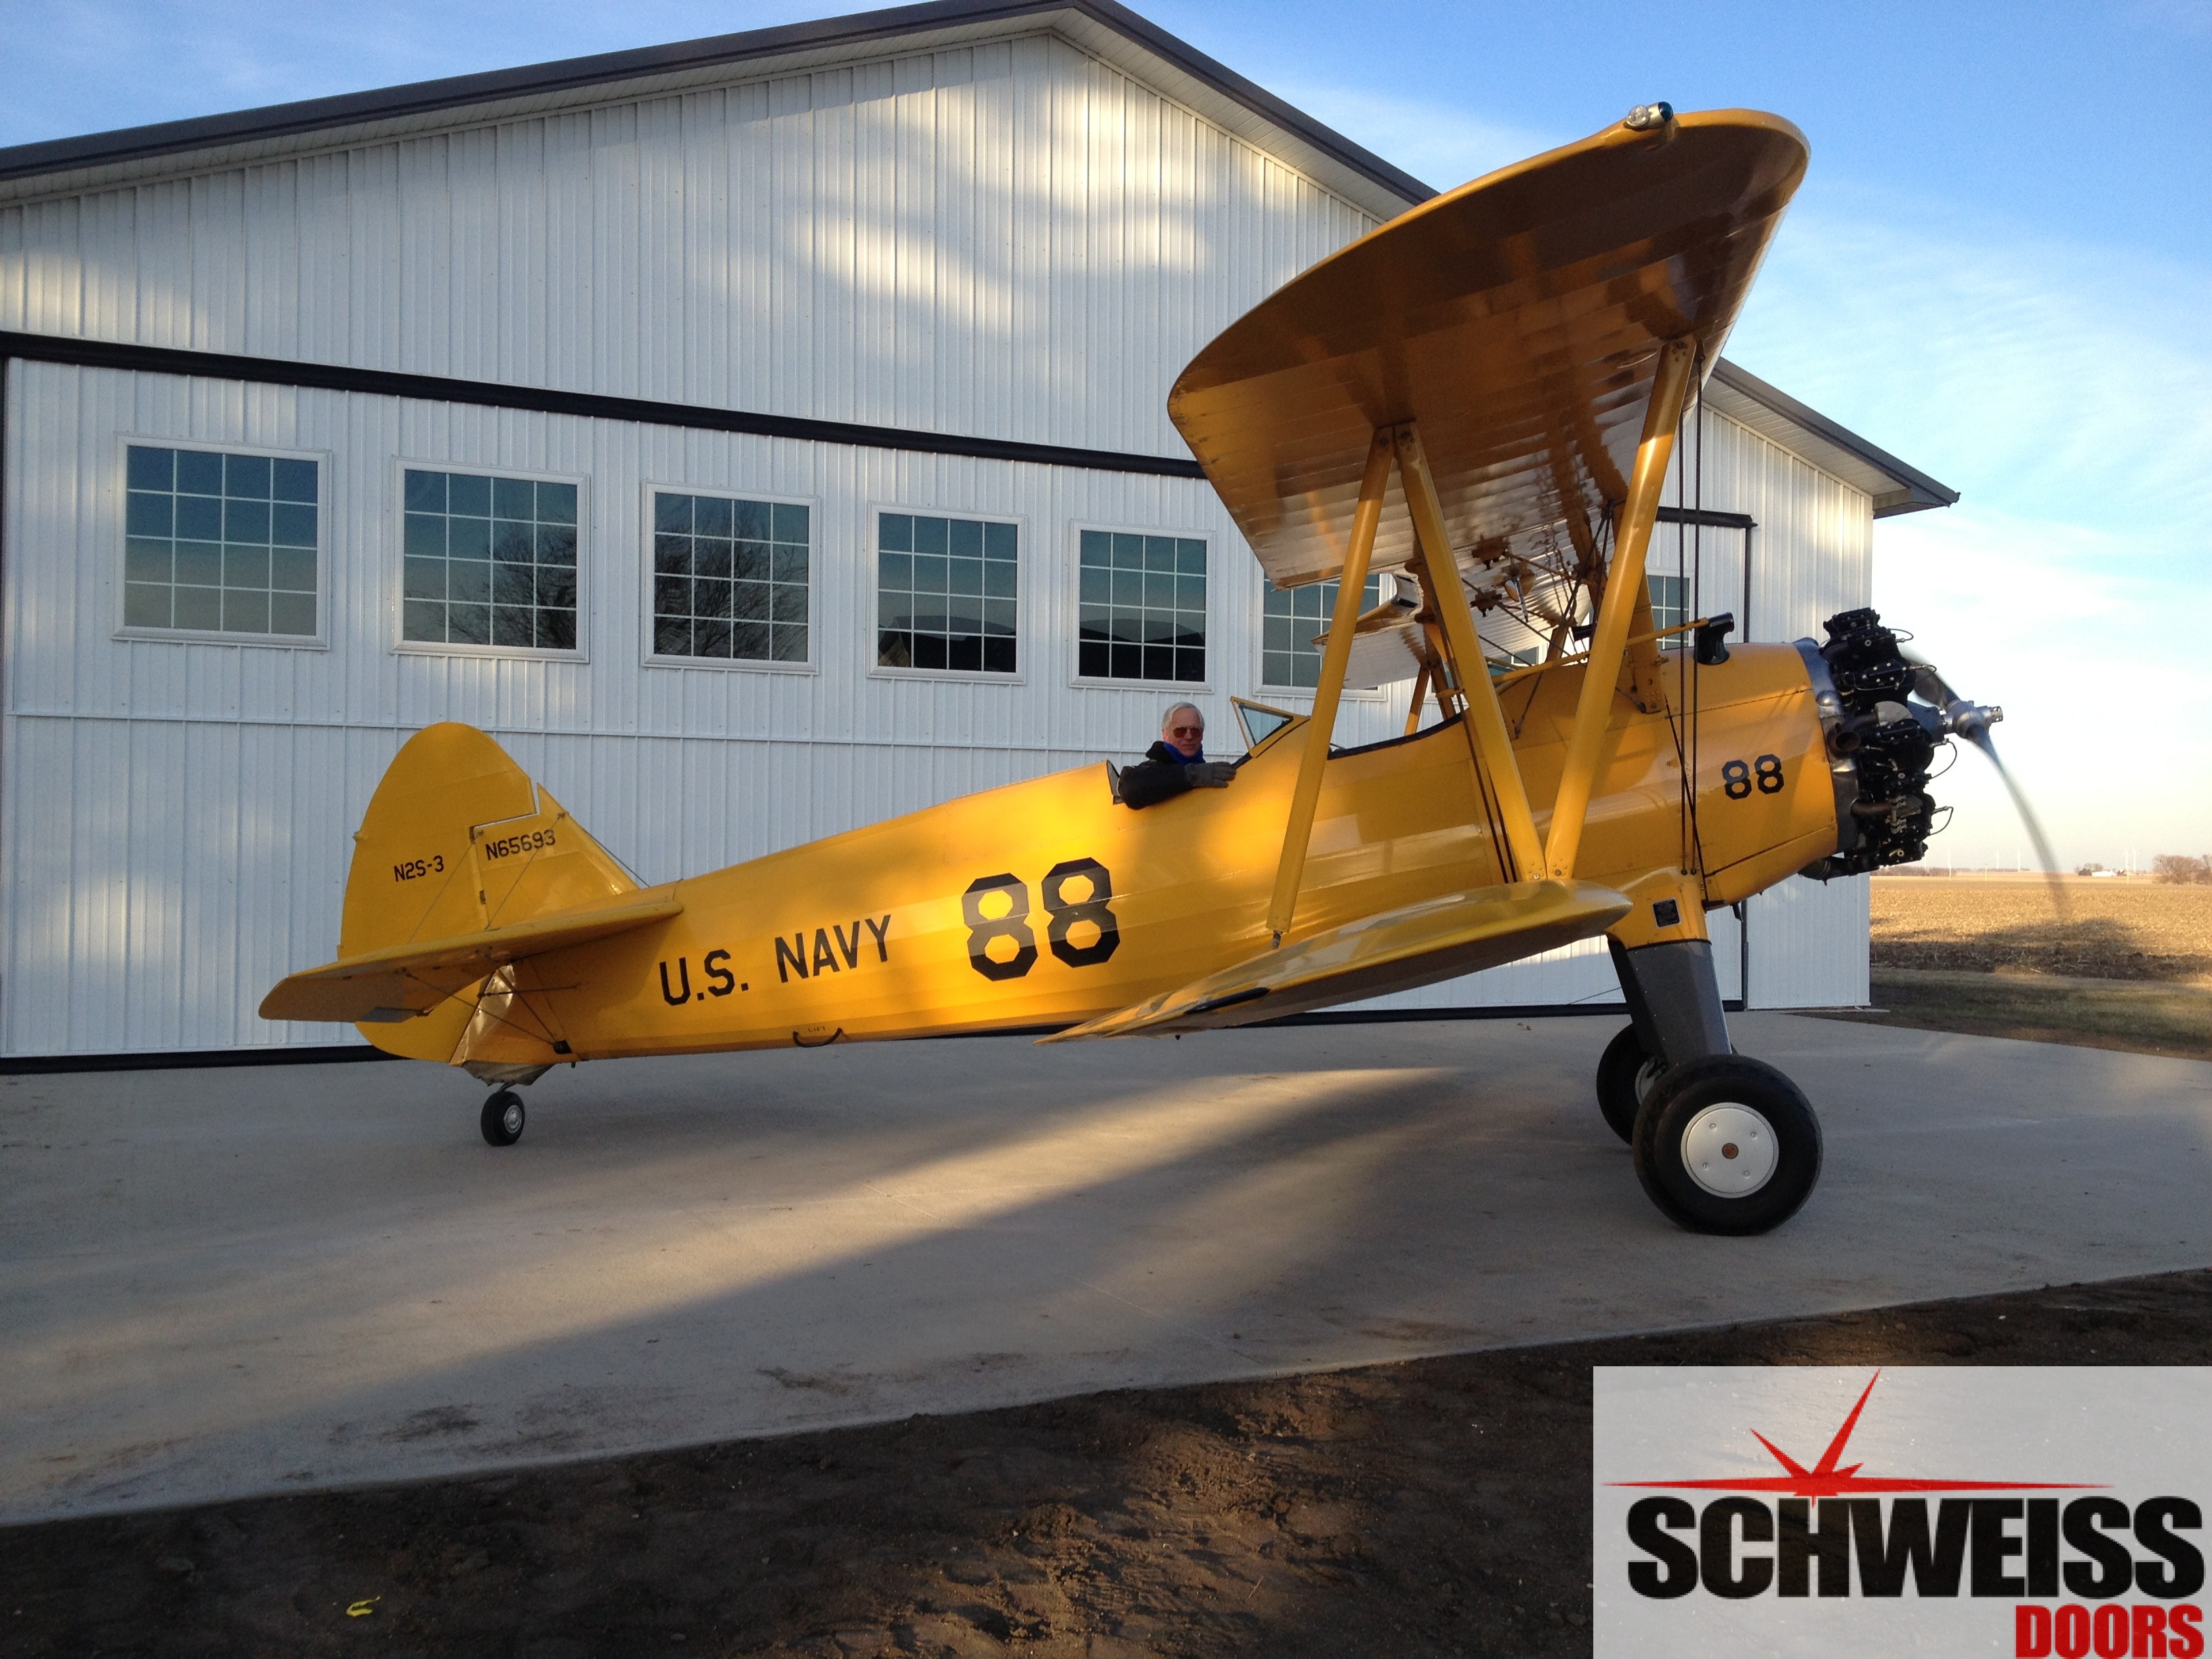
{"left": 258, "top": 896, "right": 682, "bottom": 1024}
{"left": 1041, "top": 879, "right": 1629, "bottom": 1042}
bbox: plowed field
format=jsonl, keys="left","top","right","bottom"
{"left": 1871, "top": 876, "right": 2212, "bottom": 984}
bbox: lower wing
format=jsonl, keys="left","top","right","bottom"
{"left": 1040, "top": 879, "right": 1629, "bottom": 1042}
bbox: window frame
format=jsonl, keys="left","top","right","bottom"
{"left": 865, "top": 501, "right": 1027, "bottom": 684}
{"left": 112, "top": 434, "right": 332, "bottom": 651}
{"left": 636, "top": 480, "right": 820, "bottom": 675}
{"left": 389, "top": 457, "right": 590, "bottom": 663}
{"left": 1067, "top": 519, "right": 1214, "bottom": 694}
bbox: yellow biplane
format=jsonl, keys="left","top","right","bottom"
{"left": 264, "top": 105, "right": 2003, "bottom": 1235}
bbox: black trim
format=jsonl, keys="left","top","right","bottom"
{"left": 1656, "top": 506, "right": 1755, "bottom": 531}
{"left": 0, "top": 0, "right": 1434, "bottom": 207}
{"left": 0, "top": 330, "right": 1208, "bottom": 480}
{"left": 1, "top": 1044, "right": 400, "bottom": 1076}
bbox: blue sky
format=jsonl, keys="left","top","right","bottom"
{"left": 5, "top": 0, "right": 2207, "bottom": 868}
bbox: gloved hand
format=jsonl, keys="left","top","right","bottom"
{"left": 1183, "top": 761, "right": 1238, "bottom": 789}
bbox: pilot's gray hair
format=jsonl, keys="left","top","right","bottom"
{"left": 1160, "top": 701, "right": 1205, "bottom": 732}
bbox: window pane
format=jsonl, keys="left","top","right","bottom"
{"left": 271, "top": 459, "right": 318, "bottom": 504}
{"left": 176, "top": 451, "right": 224, "bottom": 495}
{"left": 176, "top": 541, "right": 222, "bottom": 586}
{"left": 655, "top": 493, "right": 691, "bottom": 533}
{"left": 177, "top": 495, "right": 223, "bottom": 541}
{"left": 125, "top": 538, "right": 171, "bottom": 583}
{"left": 1077, "top": 531, "right": 1207, "bottom": 681}
{"left": 127, "top": 491, "right": 173, "bottom": 536}
{"left": 653, "top": 495, "right": 808, "bottom": 663}
{"left": 879, "top": 513, "right": 914, "bottom": 553}
{"left": 876, "top": 512, "right": 1015, "bottom": 672}
{"left": 124, "top": 447, "right": 319, "bottom": 638}
{"left": 127, "top": 446, "right": 174, "bottom": 491}
{"left": 224, "top": 453, "right": 270, "bottom": 499}
{"left": 270, "top": 548, "right": 316, "bottom": 593}
{"left": 404, "top": 471, "right": 579, "bottom": 652}
{"left": 1260, "top": 573, "right": 1378, "bottom": 689}
{"left": 270, "top": 592, "right": 317, "bottom": 636}
{"left": 173, "top": 585, "right": 222, "bottom": 630}
{"left": 772, "top": 502, "right": 809, "bottom": 543}
{"left": 222, "top": 588, "right": 270, "bottom": 633}
{"left": 448, "top": 473, "right": 491, "bottom": 516}
{"left": 270, "top": 503, "right": 316, "bottom": 547}
{"left": 224, "top": 498, "right": 270, "bottom": 543}
{"left": 125, "top": 583, "right": 171, "bottom": 627}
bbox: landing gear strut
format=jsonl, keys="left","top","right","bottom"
{"left": 1601, "top": 936, "right": 1822, "bottom": 1233}
{"left": 480, "top": 1088, "right": 526, "bottom": 1147}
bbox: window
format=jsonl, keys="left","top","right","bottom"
{"left": 124, "top": 445, "right": 318, "bottom": 637}
{"left": 1647, "top": 573, "right": 1687, "bottom": 633}
{"left": 651, "top": 493, "right": 809, "bottom": 664}
{"left": 1078, "top": 530, "right": 1206, "bottom": 683}
{"left": 876, "top": 512, "right": 1018, "bottom": 674}
{"left": 403, "top": 470, "right": 578, "bottom": 651}
{"left": 1260, "top": 573, "right": 1379, "bottom": 689}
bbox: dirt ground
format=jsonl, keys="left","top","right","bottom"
{"left": 8, "top": 1267, "right": 2212, "bottom": 1659}
{"left": 1824, "top": 876, "right": 2212, "bottom": 1061}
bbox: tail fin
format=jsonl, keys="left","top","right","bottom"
{"left": 341, "top": 723, "right": 636, "bottom": 959}
{"left": 276, "top": 724, "right": 651, "bottom": 1065}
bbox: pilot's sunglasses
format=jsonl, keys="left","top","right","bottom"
{"left": 1168, "top": 724, "right": 1204, "bottom": 737}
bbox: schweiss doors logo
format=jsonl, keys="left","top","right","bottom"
{"left": 1594, "top": 1368, "right": 2208, "bottom": 1658}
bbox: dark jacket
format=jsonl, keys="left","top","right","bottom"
{"left": 1120, "top": 741, "right": 1199, "bottom": 810}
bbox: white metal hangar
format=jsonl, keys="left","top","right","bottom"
{"left": 0, "top": 0, "right": 1955, "bottom": 1064}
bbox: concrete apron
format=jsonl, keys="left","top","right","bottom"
{"left": 4, "top": 1014, "right": 2209, "bottom": 1523}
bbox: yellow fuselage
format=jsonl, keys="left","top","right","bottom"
{"left": 390, "top": 643, "right": 1839, "bottom": 1069}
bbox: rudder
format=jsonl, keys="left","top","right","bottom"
{"left": 340, "top": 724, "right": 636, "bottom": 1061}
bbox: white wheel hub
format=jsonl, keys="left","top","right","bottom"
{"left": 1680, "top": 1102, "right": 1778, "bottom": 1197}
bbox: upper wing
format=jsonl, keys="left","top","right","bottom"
{"left": 1040, "top": 880, "right": 1630, "bottom": 1042}
{"left": 258, "top": 895, "right": 682, "bottom": 1023}
{"left": 1168, "top": 109, "right": 1806, "bottom": 615}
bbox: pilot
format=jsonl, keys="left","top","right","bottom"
{"left": 1120, "top": 701, "right": 1237, "bottom": 809}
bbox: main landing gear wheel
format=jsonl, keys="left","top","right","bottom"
{"left": 1595, "top": 1024, "right": 1668, "bottom": 1145}
{"left": 1631, "top": 1056, "right": 1822, "bottom": 1235}
{"left": 480, "top": 1089, "right": 526, "bottom": 1147}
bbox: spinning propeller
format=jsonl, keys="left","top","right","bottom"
{"left": 1904, "top": 653, "right": 2070, "bottom": 918}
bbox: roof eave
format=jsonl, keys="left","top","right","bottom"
{"left": 0, "top": 0, "right": 1433, "bottom": 220}
{"left": 1706, "top": 357, "right": 1959, "bottom": 518}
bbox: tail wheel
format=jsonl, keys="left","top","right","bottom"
{"left": 1631, "top": 1056, "right": 1821, "bottom": 1235}
{"left": 1595, "top": 1024, "right": 1668, "bottom": 1144}
{"left": 480, "top": 1089, "right": 526, "bottom": 1147}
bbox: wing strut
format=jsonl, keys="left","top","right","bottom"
{"left": 1395, "top": 423, "right": 1545, "bottom": 881}
{"left": 1263, "top": 422, "right": 1558, "bottom": 943}
{"left": 1265, "top": 431, "right": 1393, "bottom": 943}
{"left": 1545, "top": 337, "right": 1697, "bottom": 879}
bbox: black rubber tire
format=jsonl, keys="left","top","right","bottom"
{"left": 1631, "top": 1055, "right": 1821, "bottom": 1235}
{"left": 1595, "top": 1024, "right": 1668, "bottom": 1145}
{"left": 480, "top": 1089, "right": 526, "bottom": 1147}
